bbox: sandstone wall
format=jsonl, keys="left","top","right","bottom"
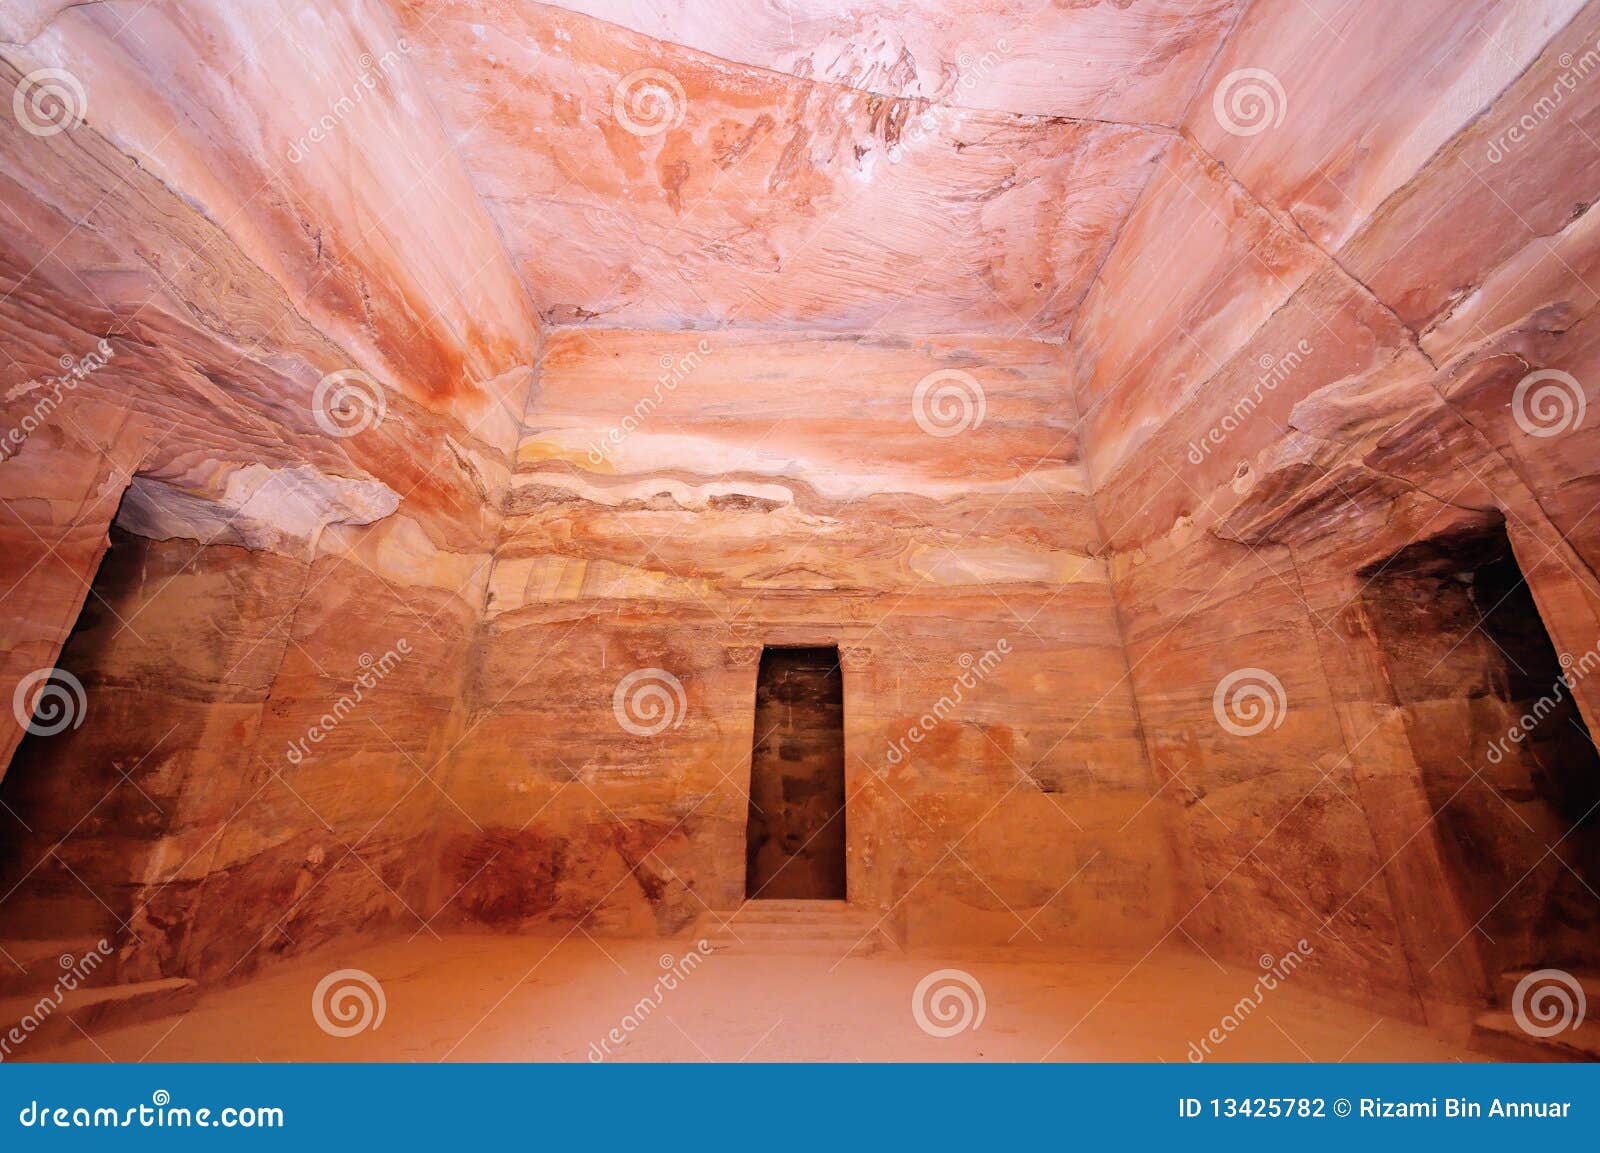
{"left": 0, "top": 0, "right": 538, "bottom": 980}
{"left": 5, "top": 0, "right": 1599, "bottom": 1021}
{"left": 1074, "top": 1, "right": 1600, "bottom": 1022}
{"left": 435, "top": 329, "right": 1172, "bottom": 946}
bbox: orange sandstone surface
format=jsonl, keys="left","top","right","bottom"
{"left": 1, "top": 0, "right": 1598, "bottom": 1062}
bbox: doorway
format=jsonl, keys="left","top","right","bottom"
{"left": 1360, "top": 517, "right": 1600, "bottom": 973}
{"left": 0, "top": 522, "right": 138, "bottom": 938}
{"left": 744, "top": 646, "right": 846, "bottom": 900}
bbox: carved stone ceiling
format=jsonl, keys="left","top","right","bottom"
{"left": 390, "top": 0, "right": 1245, "bottom": 333}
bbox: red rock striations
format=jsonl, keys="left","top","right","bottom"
{"left": 0, "top": 0, "right": 1596, "bottom": 1048}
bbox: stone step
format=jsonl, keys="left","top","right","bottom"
{"left": 702, "top": 931, "right": 893, "bottom": 957}
{"left": 0, "top": 938, "right": 114, "bottom": 1000}
{"left": 706, "top": 924, "right": 877, "bottom": 943}
{"left": 694, "top": 901, "right": 897, "bottom": 955}
{"left": 1469, "top": 1011, "right": 1600, "bottom": 1062}
{"left": 0, "top": 978, "right": 198, "bottom": 1055}
{"left": 706, "top": 909, "right": 880, "bottom": 928}
{"left": 731, "top": 899, "right": 859, "bottom": 912}
{"left": 1495, "top": 969, "right": 1600, "bottom": 1008}
{"left": 697, "top": 903, "right": 879, "bottom": 930}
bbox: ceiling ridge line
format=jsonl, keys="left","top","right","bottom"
{"left": 532, "top": 0, "right": 1177, "bottom": 132}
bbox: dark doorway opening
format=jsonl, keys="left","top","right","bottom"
{"left": 744, "top": 646, "right": 846, "bottom": 900}
{"left": 1360, "top": 516, "right": 1600, "bottom": 973}
{"left": 0, "top": 520, "right": 137, "bottom": 939}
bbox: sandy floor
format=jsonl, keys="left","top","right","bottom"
{"left": 28, "top": 934, "right": 1479, "bottom": 1063}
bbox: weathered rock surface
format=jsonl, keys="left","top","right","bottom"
{"left": 1078, "top": 1, "right": 1600, "bottom": 1021}
{"left": 441, "top": 328, "right": 1164, "bottom": 944}
{"left": 0, "top": 0, "right": 1597, "bottom": 1048}
{"left": 546, "top": 0, "right": 1243, "bottom": 123}
{"left": 393, "top": 1, "right": 1169, "bottom": 333}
